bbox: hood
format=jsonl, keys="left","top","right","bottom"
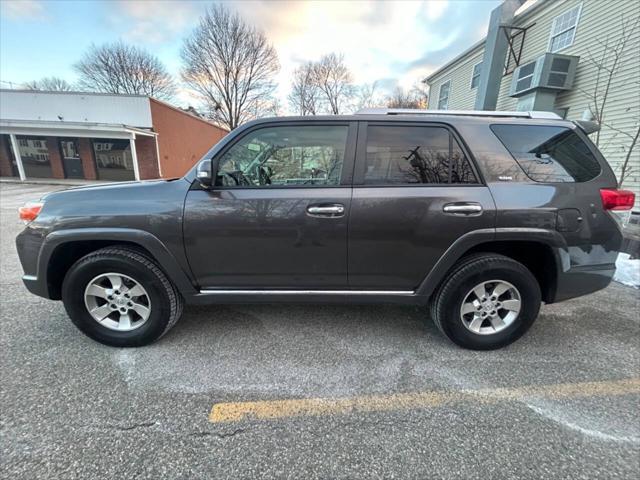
{"left": 41, "top": 178, "right": 182, "bottom": 201}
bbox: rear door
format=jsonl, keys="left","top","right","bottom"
{"left": 184, "top": 121, "right": 357, "bottom": 289}
{"left": 348, "top": 121, "right": 496, "bottom": 290}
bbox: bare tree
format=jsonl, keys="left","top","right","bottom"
{"left": 23, "top": 77, "right": 74, "bottom": 92}
{"left": 311, "top": 53, "right": 354, "bottom": 114}
{"left": 386, "top": 83, "right": 429, "bottom": 109}
{"left": 182, "top": 4, "right": 279, "bottom": 130}
{"left": 74, "top": 42, "right": 175, "bottom": 100}
{"left": 355, "top": 81, "right": 384, "bottom": 110}
{"left": 288, "top": 62, "right": 322, "bottom": 115}
{"left": 579, "top": 16, "right": 639, "bottom": 186}
{"left": 580, "top": 17, "right": 638, "bottom": 145}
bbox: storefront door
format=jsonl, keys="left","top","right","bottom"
{"left": 60, "top": 139, "right": 84, "bottom": 179}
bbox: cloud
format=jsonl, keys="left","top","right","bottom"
{"left": 103, "top": 0, "right": 498, "bottom": 111}
{"left": 114, "top": 0, "right": 201, "bottom": 44}
{"left": 2, "top": 0, "right": 46, "bottom": 20}
{"left": 424, "top": 0, "right": 449, "bottom": 21}
{"left": 224, "top": 0, "right": 496, "bottom": 108}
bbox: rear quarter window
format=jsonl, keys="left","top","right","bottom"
{"left": 490, "top": 124, "right": 602, "bottom": 183}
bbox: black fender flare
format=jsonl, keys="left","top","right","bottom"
{"left": 37, "top": 228, "right": 198, "bottom": 297}
{"left": 415, "top": 227, "right": 569, "bottom": 299}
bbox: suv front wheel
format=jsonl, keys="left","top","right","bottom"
{"left": 61, "top": 246, "right": 183, "bottom": 347}
{"left": 430, "top": 253, "right": 541, "bottom": 350}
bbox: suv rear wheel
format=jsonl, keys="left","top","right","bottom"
{"left": 61, "top": 247, "right": 183, "bottom": 347}
{"left": 430, "top": 253, "right": 541, "bottom": 350}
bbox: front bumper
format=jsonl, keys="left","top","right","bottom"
{"left": 22, "top": 274, "right": 48, "bottom": 297}
{"left": 16, "top": 226, "right": 51, "bottom": 299}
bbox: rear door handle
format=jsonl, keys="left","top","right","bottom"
{"left": 443, "top": 203, "right": 483, "bottom": 216}
{"left": 306, "top": 204, "right": 345, "bottom": 217}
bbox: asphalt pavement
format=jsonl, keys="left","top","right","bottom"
{"left": 1, "top": 182, "right": 639, "bottom": 479}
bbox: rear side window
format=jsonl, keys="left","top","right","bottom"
{"left": 491, "top": 124, "right": 601, "bottom": 182}
{"left": 364, "top": 126, "right": 478, "bottom": 185}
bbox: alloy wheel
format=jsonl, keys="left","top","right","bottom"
{"left": 460, "top": 280, "right": 521, "bottom": 335}
{"left": 84, "top": 272, "right": 151, "bottom": 332}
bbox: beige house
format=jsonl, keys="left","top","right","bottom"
{"left": 425, "top": 0, "right": 640, "bottom": 209}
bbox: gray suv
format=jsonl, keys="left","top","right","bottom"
{"left": 16, "top": 109, "right": 635, "bottom": 350}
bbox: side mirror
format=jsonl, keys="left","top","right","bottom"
{"left": 196, "top": 160, "right": 212, "bottom": 188}
{"left": 196, "top": 159, "right": 214, "bottom": 188}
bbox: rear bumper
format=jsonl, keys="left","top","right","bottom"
{"left": 553, "top": 263, "right": 616, "bottom": 303}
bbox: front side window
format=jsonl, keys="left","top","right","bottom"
{"left": 216, "top": 125, "right": 348, "bottom": 187}
{"left": 364, "top": 125, "right": 477, "bottom": 185}
{"left": 437, "top": 80, "right": 451, "bottom": 110}
{"left": 470, "top": 62, "right": 482, "bottom": 89}
{"left": 491, "top": 124, "right": 601, "bottom": 183}
{"left": 548, "top": 4, "right": 581, "bottom": 52}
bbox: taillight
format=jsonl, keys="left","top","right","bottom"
{"left": 600, "top": 189, "right": 635, "bottom": 211}
{"left": 18, "top": 202, "right": 44, "bottom": 223}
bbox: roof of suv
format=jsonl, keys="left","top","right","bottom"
{"left": 240, "top": 108, "right": 571, "bottom": 130}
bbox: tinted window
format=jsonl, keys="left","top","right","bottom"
{"left": 491, "top": 125, "right": 601, "bottom": 182}
{"left": 364, "top": 126, "right": 477, "bottom": 185}
{"left": 216, "top": 125, "right": 347, "bottom": 187}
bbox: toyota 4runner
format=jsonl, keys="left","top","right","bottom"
{"left": 16, "top": 109, "right": 635, "bottom": 350}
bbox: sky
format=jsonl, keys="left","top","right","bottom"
{"left": 0, "top": 0, "right": 500, "bottom": 113}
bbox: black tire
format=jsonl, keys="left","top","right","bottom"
{"left": 430, "top": 253, "right": 541, "bottom": 350}
{"left": 61, "top": 246, "right": 183, "bottom": 347}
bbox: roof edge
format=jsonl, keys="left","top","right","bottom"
{"left": 425, "top": 39, "right": 486, "bottom": 83}
{"left": 149, "top": 97, "right": 229, "bottom": 132}
{"left": 0, "top": 88, "right": 148, "bottom": 99}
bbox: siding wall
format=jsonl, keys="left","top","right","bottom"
{"left": 427, "top": 0, "right": 640, "bottom": 206}
{"left": 427, "top": 46, "right": 485, "bottom": 110}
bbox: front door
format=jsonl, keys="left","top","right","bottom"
{"left": 59, "top": 139, "right": 84, "bottom": 179}
{"left": 348, "top": 121, "right": 496, "bottom": 290}
{"left": 184, "top": 122, "right": 356, "bottom": 289}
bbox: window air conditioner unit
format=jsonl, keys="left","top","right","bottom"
{"left": 510, "top": 53, "right": 579, "bottom": 97}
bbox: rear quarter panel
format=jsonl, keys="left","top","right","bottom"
{"left": 458, "top": 119, "right": 623, "bottom": 300}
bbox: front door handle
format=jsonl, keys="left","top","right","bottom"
{"left": 306, "top": 204, "right": 345, "bottom": 217}
{"left": 443, "top": 203, "right": 483, "bottom": 216}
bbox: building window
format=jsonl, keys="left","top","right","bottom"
{"left": 16, "top": 136, "right": 52, "bottom": 178}
{"left": 92, "top": 139, "right": 135, "bottom": 181}
{"left": 548, "top": 4, "right": 582, "bottom": 53}
{"left": 437, "top": 80, "right": 451, "bottom": 110}
{"left": 470, "top": 62, "right": 482, "bottom": 89}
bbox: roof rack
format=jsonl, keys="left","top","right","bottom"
{"left": 354, "top": 108, "right": 561, "bottom": 120}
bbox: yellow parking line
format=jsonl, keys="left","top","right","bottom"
{"left": 209, "top": 378, "right": 640, "bottom": 423}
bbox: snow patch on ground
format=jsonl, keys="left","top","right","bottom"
{"left": 614, "top": 253, "right": 640, "bottom": 288}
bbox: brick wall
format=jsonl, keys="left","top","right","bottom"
{"left": 150, "top": 99, "right": 227, "bottom": 178}
{"left": 135, "top": 136, "right": 160, "bottom": 180}
{"left": 77, "top": 138, "right": 97, "bottom": 180}
{"left": 45, "top": 136, "right": 65, "bottom": 179}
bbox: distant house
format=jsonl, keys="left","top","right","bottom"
{"left": 0, "top": 90, "right": 228, "bottom": 182}
{"left": 425, "top": 0, "right": 640, "bottom": 208}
